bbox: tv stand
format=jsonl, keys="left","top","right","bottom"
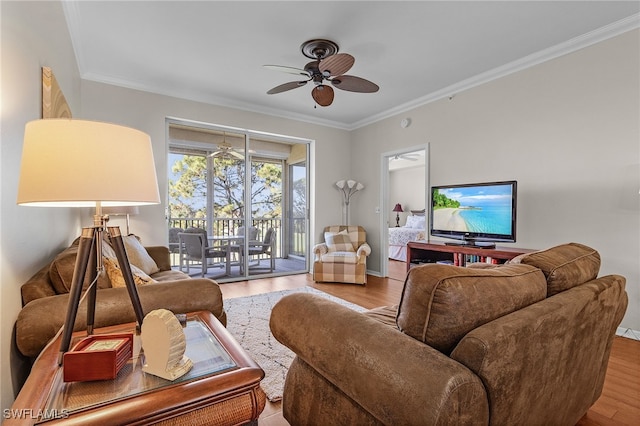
{"left": 407, "top": 241, "right": 534, "bottom": 271}
{"left": 444, "top": 241, "right": 496, "bottom": 249}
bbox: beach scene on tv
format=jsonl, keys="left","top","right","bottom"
{"left": 432, "top": 184, "right": 513, "bottom": 234}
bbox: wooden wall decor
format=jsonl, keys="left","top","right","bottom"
{"left": 42, "top": 66, "right": 72, "bottom": 118}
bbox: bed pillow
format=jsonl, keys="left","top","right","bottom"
{"left": 405, "top": 215, "right": 419, "bottom": 228}
{"left": 412, "top": 216, "right": 426, "bottom": 229}
{"left": 405, "top": 215, "right": 425, "bottom": 229}
{"left": 325, "top": 230, "right": 355, "bottom": 253}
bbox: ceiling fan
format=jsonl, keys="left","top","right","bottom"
{"left": 209, "top": 133, "right": 244, "bottom": 160}
{"left": 391, "top": 154, "right": 420, "bottom": 162}
{"left": 264, "top": 39, "right": 379, "bottom": 107}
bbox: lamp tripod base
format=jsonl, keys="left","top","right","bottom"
{"left": 58, "top": 225, "right": 145, "bottom": 365}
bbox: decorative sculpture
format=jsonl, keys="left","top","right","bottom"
{"left": 141, "top": 309, "right": 193, "bottom": 380}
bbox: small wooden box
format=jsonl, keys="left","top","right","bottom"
{"left": 63, "top": 333, "right": 133, "bottom": 382}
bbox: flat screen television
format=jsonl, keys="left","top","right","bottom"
{"left": 430, "top": 180, "right": 517, "bottom": 248}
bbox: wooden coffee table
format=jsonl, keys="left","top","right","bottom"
{"left": 9, "top": 311, "right": 265, "bottom": 425}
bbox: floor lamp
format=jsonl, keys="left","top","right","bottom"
{"left": 336, "top": 179, "right": 364, "bottom": 225}
{"left": 17, "top": 119, "right": 160, "bottom": 365}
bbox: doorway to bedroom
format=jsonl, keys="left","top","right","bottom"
{"left": 382, "top": 146, "right": 429, "bottom": 281}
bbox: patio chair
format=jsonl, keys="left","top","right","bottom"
{"left": 178, "top": 228, "right": 229, "bottom": 277}
{"left": 168, "top": 227, "right": 183, "bottom": 267}
{"left": 246, "top": 227, "right": 276, "bottom": 272}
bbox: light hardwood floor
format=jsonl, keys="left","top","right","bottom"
{"left": 220, "top": 261, "right": 640, "bottom": 425}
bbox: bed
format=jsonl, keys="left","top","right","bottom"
{"left": 388, "top": 210, "right": 426, "bottom": 262}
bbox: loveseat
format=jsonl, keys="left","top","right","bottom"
{"left": 12, "top": 236, "right": 226, "bottom": 395}
{"left": 270, "top": 243, "right": 628, "bottom": 425}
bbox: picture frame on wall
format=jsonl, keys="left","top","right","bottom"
{"left": 42, "top": 66, "right": 72, "bottom": 118}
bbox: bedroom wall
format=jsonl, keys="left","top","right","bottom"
{"left": 350, "top": 29, "right": 640, "bottom": 331}
{"left": 389, "top": 166, "right": 426, "bottom": 226}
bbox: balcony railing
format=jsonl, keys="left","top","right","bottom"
{"left": 169, "top": 217, "right": 308, "bottom": 259}
{"left": 169, "top": 217, "right": 281, "bottom": 257}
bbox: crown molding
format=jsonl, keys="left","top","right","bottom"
{"left": 64, "top": 3, "right": 638, "bottom": 132}
{"left": 350, "top": 13, "right": 640, "bottom": 130}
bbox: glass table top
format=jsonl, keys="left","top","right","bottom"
{"left": 43, "top": 316, "right": 236, "bottom": 418}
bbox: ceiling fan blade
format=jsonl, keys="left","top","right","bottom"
{"left": 267, "top": 80, "right": 308, "bottom": 94}
{"left": 311, "top": 85, "right": 334, "bottom": 107}
{"left": 230, "top": 151, "right": 244, "bottom": 160}
{"left": 319, "top": 53, "right": 354, "bottom": 77}
{"left": 331, "top": 75, "right": 379, "bottom": 93}
{"left": 263, "top": 65, "right": 309, "bottom": 77}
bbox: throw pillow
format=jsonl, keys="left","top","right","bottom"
{"left": 325, "top": 230, "right": 355, "bottom": 253}
{"left": 103, "top": 257, "right": 156, "bottom": 288}
{"left": 49, "top": 242, "right": 111, "bottom": 293}
{"left": 122, "top": 235, "right": 160, "bottom": 275}
{"left": 102, "top": 239, "right": 117, "bottom": 258}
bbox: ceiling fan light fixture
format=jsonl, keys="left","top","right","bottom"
{"left": 266, "top": 38, "right": 379, "bottom": 107}
{"left": 312, "top": 85, "right": 334, "bottom": 107}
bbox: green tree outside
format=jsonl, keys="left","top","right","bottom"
{"left": 432, "top": 189, "right": 460, "bottom": 209}
{"left": 168, "top": 153, "right": 282, "bottom": 221}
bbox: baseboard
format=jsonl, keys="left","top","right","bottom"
{"left": 616, "top": 327, "right": 640, "bottom": 341}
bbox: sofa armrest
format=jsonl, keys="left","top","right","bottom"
{"left": 270, "top": 293, "right": 488, "bottom": 425}
{"left": 144, "top": 246, "right": 172, "bottom": 271}
{"left": 312, "top": 243, "right": 328, "bottom": 261}
{"left": 356, "top": 242, "right": 371, "bottom": 262}
{"left": 15, "top": 278, "right": 225, "bottom": 358}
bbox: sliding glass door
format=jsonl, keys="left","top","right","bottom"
{"left": 167, "top": 119, "right": 309, "bottom": 282}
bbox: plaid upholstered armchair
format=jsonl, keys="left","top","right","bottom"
{"left": 313, "top": 225, "right": 371, "bottom": 285}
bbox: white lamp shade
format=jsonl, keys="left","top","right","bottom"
{"left": 335, "top": 180, "right": 345, "bottom": 189}
{"left": 347, "top": 180, "right": 356, "bottom": 189}
{"left": 17, "top": 119, "right": 160, "bottom": 207}
{"left": 355, "top": 182, "right": 364, "bottom": 191}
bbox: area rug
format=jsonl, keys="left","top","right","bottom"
{"left": 224, "top": 287, "right": 366, "bottom": 402}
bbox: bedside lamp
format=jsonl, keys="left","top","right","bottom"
{"left": 393, "top": 203, "right": 404, "bottom": 227}
{"left": 17, "top": 119, "right": 160, "bottom": 363}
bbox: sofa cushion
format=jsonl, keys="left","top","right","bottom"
{"left": 320, "top": 252, "right": 357, "bottom": 264}
{"left": 49, "top": 244, "right": 111, "bottom": 294}
{"left": 508, "top": 243, "right": 600, "bottom": 296}
{"left": 325, "top": 230, "right": 355, "bottom": 253}
{"left": 396, "top": 263, "right": 547, "bottom": 354}
{"left": 123, "top": 235, "right": 160, "bottom": 275}
{"left": 103, "top": 257, "right": 156, "bottom": 287}
{"left": 150, "top": 269, "right": 192, "bottom": 282}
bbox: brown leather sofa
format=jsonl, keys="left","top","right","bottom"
{"left": 270, "top": 243, "right": 628, "bottom": 425}
{"left": 12, "top": 238, "right": 226, "bottom": 395}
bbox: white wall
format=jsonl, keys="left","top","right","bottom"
{"left": 389, "top": 166, "right": 426, "bottom": 226}
{"left": 351, "top": 30, "right": 640, "bottom": 331}
{"left": 79, "top": 81, "right": 351, "bottom": 246}
{"left": 0, "top": 0, "right": 83, "bottom": 411}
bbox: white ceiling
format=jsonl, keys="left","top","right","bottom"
{"left": 62, "top": 1, "right": 639, "bottom": 130}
